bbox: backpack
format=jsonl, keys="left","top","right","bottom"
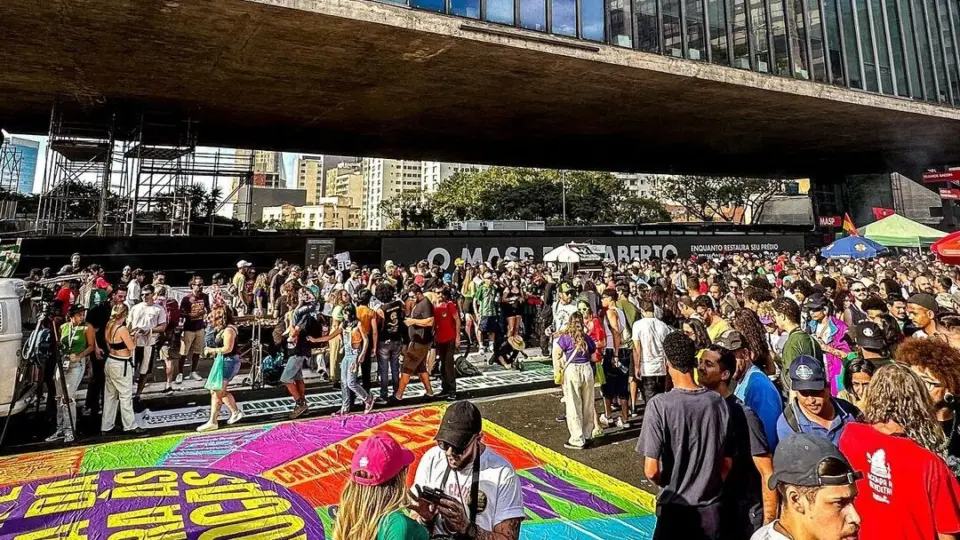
{"left": 782, "top": 397, "right": 860, "bottom": 433}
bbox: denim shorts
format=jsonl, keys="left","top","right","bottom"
{"left": 222, "top": 355, "right": 242, "bottom": 381}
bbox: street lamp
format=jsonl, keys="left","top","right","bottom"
{"left": 561, "top": 170, "right": 567, "bottom": 225}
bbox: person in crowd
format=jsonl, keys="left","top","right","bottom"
{"left": 501, "top": 278, "right": 524, "bottom": 338}
{"left": 805, "top": 293, "right": 850, "bottom": 396}
{"left": 600, "top": 289, "right": 632, "bottom": 429}
{"left": 354, "top": 289, "right": 379, "bottom": 395}
{"left": 751, "top": 433, "right": 861, "bottom": 540}
{"left": 839, "top": 363, "right": 960, "bottom": 539}
{"left": 251, "top": 272, "right": 270, "bottom": 315}
{"left": 552, "top": 283, "right": 579, "bottom": 423}
{"left": 698, "top": 344, "right": 777, "bottom": 536}
{"left": 638, "top": 331, "right": 732, "bottom": 540}
{"left": 906, "top": 292, "right": 939, "bottom": 338}
{"left": 776, "top": 355, "right": 859, "bottom": 445}
{"left": 773, "top": 297, "right": 821, "bottom": 390}
{"left": 129, "top": 285, "right": 167, "bottom": 402}
{"left": 732, "top": 307, "right": 777, "bottom": 376}
{"left": 683, "top": 317, "right": 713, "bottom": 351}
{"left": 83, "top": 285, "right": 125, "bottom": 418}
{"left": 375, "top": 283, "right": 405, "bottom": 403}
{"left": 101, "top": 303, "right": 141, "bottom": 435}
{"left": 47, "top": 305, "right": 98, "bottom": 443}
{"left": 915, "top": 273, "right": 937, "bottom": 295}
{"left": 412, "top": 401, "right": 525, "bottom": 539}
{"left": 842, "top": 280, "right": 869, "bottom": 327}
{"left": 836, "top": 358, "right": 876, "bottom": 411}
{"left": 329, "top": 304, "right": 376, "bottom": 416}
{"left": 632, "top": 298, "right": 672, "bottom": 407}
{"left": 695, "top": 294, "right": 731, "bottom": 342}
{"left": 398, "top": 285, "right": 435, "bottom": 400}
{"left": 553, "top": 312, "right": 597, "bottom": 450}
{"left": 58, "top": 252, "right": 82, "bottom": 275}
{"left": 718, "top": 329, "right": 782, "bottom": 450}
{"left": 432, "top": 287, "right": 460, "bottom": 400}
{"left": 333, "top": 432, "right": 427, "bottom": 540}
{"left": 55, "top": 279, "right": 80, "bottom": 318}
{"left": 178, "top": 276, "right": 209, "bottom": 383}
{"left": 281, "top": 288, "right": 322, "bottom": 419}
{"left": 126, "top": 268, "right": 144, "bottom": 309}
{"left": 474, "top": 272, "right": 500, "bottom": 354}
{"left": 155, "top": 286, "right": 182, "bottom": 394}
{"left": 893, "top": 337, "right": 960, "bottom": 468}
{"left": 459, "top": 267, "right": 479, "bottom": 348}
{"left": 196, "top": 307, "right": 244, "bottom": 432}
{"left": 326, "top": 289, "right": 348, "bottom": 385}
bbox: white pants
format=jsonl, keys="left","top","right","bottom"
{"left": 55, "top": 358, "right": 86, "bottom": 434}
{"left": 102, "top": 356, "right": 137, "bottom": 432}
{"left": 562, "top": 362, "right": 596, "bottom": 447}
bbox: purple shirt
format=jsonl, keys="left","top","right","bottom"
{"left": 557, "top": 334, "right": 596, "bottom": 364}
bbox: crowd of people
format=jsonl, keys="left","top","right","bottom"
{"left": 24, "top": 247, "right": 960, "bottom": 539}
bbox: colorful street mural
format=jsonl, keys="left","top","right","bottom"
{"left": 0, "top": 406, "right": 657, "bottom": 539}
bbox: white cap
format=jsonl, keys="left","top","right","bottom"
{"left": 384, "top": 260, "right": 395, "bottom": 268}
{"left": 237, "top": 260, "right": 252, "bottom": 268}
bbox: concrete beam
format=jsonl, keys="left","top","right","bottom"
{"left": 2, "top": 0, "right": 959, "bottom": 175}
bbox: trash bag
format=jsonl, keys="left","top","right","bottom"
{"left": 455, "top": 355, "right": 482, "bottom": 378}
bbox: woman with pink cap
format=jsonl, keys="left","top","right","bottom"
{"left": 334, "top": 433, "right": 428, "bottom": 540}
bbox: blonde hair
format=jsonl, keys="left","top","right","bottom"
{"left": 461, "top": 268, "right": 476, "bottom": 296}
{"left": 555, "top": 312, "right": 588, "bottom": 353}
{"left": 861, "top": 363, "right": 947, "bottom": 454}
{"left": 110, "top": 303, "right": 128, "bottom": 321}
{"left": 333, "top": 466, "right": 411, "bottom": 540}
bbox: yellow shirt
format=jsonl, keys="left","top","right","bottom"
{"left": 707, "top": 318, "right": 731, "bottom": 342}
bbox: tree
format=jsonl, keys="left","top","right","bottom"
{"left": 378, "top": 189, "right": 444, "bottom": 230}
{"left": 616, "top": 196, "right": 671, "bottom": 224}
{"left": 660, "top": 175, "right": 782, "bottom": 223}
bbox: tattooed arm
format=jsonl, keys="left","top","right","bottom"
{"left": 474, "top": 518, "right": 523, "bottom": 540}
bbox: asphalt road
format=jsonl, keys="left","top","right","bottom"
{"left": 476, "top": 390, "right": 657, "bottom": 493}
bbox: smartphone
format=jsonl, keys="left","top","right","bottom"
{"left": 415, "top": 485, "right": 457, "bottom": 505}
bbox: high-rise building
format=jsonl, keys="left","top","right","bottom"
{"left": 420, "top": 161, "right": 489, "bottom": 193}
{"left": 296, "top": 154, "right": 360, "bottom": 204}
{"left": 324, "top": 162, "right": 364, "bottom": 203}
{"left": 361, "top": 158, "right": 423, "bottom": 230}
{"left": 615, "top": 173, "right": 662, "bottom": 199}
{"left": 232, "top": 149, "right": 285, "bottom": 200}
{"left": 0, "top": 136, "right": 38, "bottom": 193}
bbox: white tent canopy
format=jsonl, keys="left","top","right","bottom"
{"left": 543, "top": 243, "right": 603, "bottom": 263}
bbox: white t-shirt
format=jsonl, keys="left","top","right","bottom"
{"left": 632, "top": 317, "right": 672, "bottom": 377}
{"left": 750, "top": 521, "right": 791, "bottom": 540}
{"left": 126, "top": 279, "right": 141, "bottom": 308}
{"left": 128, "top": 301, "right": 167, "bottom": 347}
{"left": 413, "top": 446, "right": 526, "bottom": 536}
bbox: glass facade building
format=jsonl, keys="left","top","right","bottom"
{"left": 0, "top": 137, "right": 38, "bottom": 194}
{"left": 394, "top": 0, "right": 960, "bottom": 106}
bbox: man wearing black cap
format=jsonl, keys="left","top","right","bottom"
{"left": 718, "top": 329, "right": 783, "bottom": 449}
{"left": 851, "top": 321, "right": 893, "bottom": 368}
{"left": 906, "top": 292, "right": 938, "bottom": 338}
{"left": 776, "top": 355, "right": 859, "bottom": 446}
{"left": 412, "top": 401, "right": 525, "bottom": 539}
{"left": 750, "top": 433, "right": 861, "bottom": 540}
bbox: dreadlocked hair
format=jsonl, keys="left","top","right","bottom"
{"left": 861, "top": 363, "right": 947, "bottom": 455}
{"left": 556, "top": 312, "right": 588, "bottom": 354}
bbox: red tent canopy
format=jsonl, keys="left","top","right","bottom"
{"left": 932, "top": 231, "right": 960, "bottom": 265}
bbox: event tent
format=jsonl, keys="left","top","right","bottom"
{"left": 859, "top": 213, "right": 946, "bottom": 248}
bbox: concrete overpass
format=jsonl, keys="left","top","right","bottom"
{"left": 3, "top": 0, "right": 960, "bottom": 176}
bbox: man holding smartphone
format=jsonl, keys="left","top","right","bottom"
{"left": 412, "top": 401, "right": 525, "bottom": 539}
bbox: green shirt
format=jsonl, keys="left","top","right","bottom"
{"left": 60, "top": 322, "right": 88, "bottom": 356}
{"left": 475, "top": 283, "right": 498, "bottom": 317}
{"left": 376, "top": 511, "right": 428, "bottom": 540}
{"left": 617, "top": 298, "right": 638, "bottom": 329}
{"left": 781, "top": 328, "right": 822, "bottom": 371}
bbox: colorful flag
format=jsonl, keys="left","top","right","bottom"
{"left": 842, "top": 213, "right": 859, "bottom": 236}
{"left": 872, "top": 207, "right": 895, "bottom": 220}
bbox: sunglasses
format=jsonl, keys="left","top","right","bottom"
{"left": 851, "top": 288, "right": 866, "bottom": 293}
{"left": 438, "top": 438, "right": 473, "bottom": 455}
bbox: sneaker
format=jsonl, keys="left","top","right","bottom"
{"left": 63, "top": 431, "right": 75, "bottom": 444}
{"left": 162, "top": 385, "right": 174, "bottom": 394}
{"left": 289, "top": 403, "right": 308, "bottom": 420}
{"left": 189, "top": 372, "right": 203, "bottom": 382}
{"left": 196, "top": 420, "right": 218, "bottom": 432}
{"left": 364, "top": 396, "right": 376, "bottom": 414}
{"left": 616, "top": 417, "right": 629, "bottom": 429}
{"left": 175, "top": 373, "right": 184, "bottom": 385}
{"left": 563, "top": 442, "right": 585, "bottom": 450}
{"left": 445, "top": 393, "right": 458, "bottom": 402}
{"left": 227, "top": 410, "right": 244, "bottom": 425}
{"left": 599, "top": 414, "right": 612, "bottom": 427}
{"left": 591, "top": 427, "right": 604, "bottom": 438}
{"left": 126, "top": 427, "right": 146, "bottom": 435}
{"left": 45, "top": 430, "right": 65, "bottom": 442}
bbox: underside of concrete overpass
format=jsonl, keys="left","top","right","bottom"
{"left": 3, "top": 0, "right": 960, "bottom": 176}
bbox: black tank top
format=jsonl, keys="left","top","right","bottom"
{"left": 216, "top": 326, "right": 238, "bottom": 356}
{"left": 108, "top": 324, "right": 130, "bottom": 353}
{"left": 379, "top": 301, "right": 404, "bottom": 342}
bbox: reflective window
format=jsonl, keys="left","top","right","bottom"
{"left": 949, "top": 0, "right": 960, "bottom": 103}
{"left": 808, "top": 0, "right": 828, "bottom": 81}
{"left": 686, "top": 0, "right": 707, "bottom": 60}
{"left": 609, "top": 0, "right": 634, "bottom": 47}
{"left": 664, "top": 0, "right": 684, "bottom": 56}
{"left": 451, "top": 0, "right": 480, "bottom": 17}
{"left": 824, "top": 0, "right": 846, "bottom": 83}
{"left": 708, "top": 0, "right": 730, "bottom": 64}
{"left": 520, "top": 0, "right": 547, "bottom": 30}
{"left": 487, "top": 0, "right": 516, "bottom": 24}
{"left": 411, "top": 0, "right": 445, "bottom": 12}
{"left": 553, "top": 0, "right": 578, "bottom": 36}
{"left": 840, "top": 0, "right": 862, "bottom": 88}
{"left": 901, "top": 0, "right": 925, "bottom": 98}
{"left": 582, "top": 0, "right": 607, "bottom": 40}
{"left": 886, "top": 0, "right": 910, "bottom": 95}
{"left": 934, "top": 0, "right": 957, "bottom": 103}
{"left": 792, "top": 0, "right": 811, "bottom": 78}
{"left": 871, "top": 0, "right": 894, "bottom": 93}
{"left": 856, "top": 0, "right": 879, "bottom": 91}
{"left": 636, "top": 0, "right": 661, "bottom": 51}
{"left": 733, "top": 0, "right": 751, "bottom": 68}
{"left": 751, "top": 0, "right": 772, "bottom": 70}
{"left": 912, "top": 0, "right": 938, "bottom": 100}
{"left": 770, "top": 0, "right": 791, "bottom": 75}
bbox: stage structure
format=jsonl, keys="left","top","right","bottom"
{"left": 35, "top": 96, "right": 255, "bottom": 236}
{"left": 0, "top": 140, "right": 23, "bottom": 193}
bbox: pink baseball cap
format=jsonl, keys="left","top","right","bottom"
{"left": 351, "top": 433, "right": 415, "bottom": 486}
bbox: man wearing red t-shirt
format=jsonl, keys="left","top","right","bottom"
{"left": 56, "top": 280, "right": 79, "bottom": 318}
{"left": 838, "top": 364, "right": 960, "bottom": 540}
{"left": 433, "top": 288, "right": 461, "bottom": 401}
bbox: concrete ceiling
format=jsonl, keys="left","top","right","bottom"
{"left": 3, "top": 0, "right": 960, "bottom": 176}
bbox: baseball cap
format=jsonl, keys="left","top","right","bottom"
{"left": 237, "top": 260, "right": 252, "bottom": 269}
{"left": 804, "top": 293, "right": 828, "bottom": 311}
{"left": 853, "top": 321, "right": 885, "bottom": 350}
{"left": 907, "top": 292, "right": 939, "bottom": 313}
{"left": 436, "top": 401, "right": 483, "bottom": 450}
{"left": 559, "top": 282, "right": 573, "bottom": 294}
{"left": 714, "top": 330, "right": 744, "bottom": 351}
{"left": 351, "top": 433, "right": 415, "bottom": 487}
{"left": 67, "top": 304, "right": 87, "bottom": 317}
{"left": 406, "top": 284, "right": 423, "bottom": 296}
{"left": 768, "top": 433, "right": 862, "bottom": 490}
{"left": 789, "top": 355, "right": 826, "bottom": 391}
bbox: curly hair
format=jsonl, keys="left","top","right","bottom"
{"left": 861, "top": 363, "right": 947, "bottom": 454}
{"left": 893, "top": 337, "right": 960, "bottom": 395}
{"left": 731, "top": 308, "right": 771, "bottom": 368}
{"left": 555, "top": 312, "right": 588, "bottom": 354}
{"left": 664, "top": 331, "right": 697, "bottom": 374}
{"left": 772, "top": 297, "right": 801, "bottom": 325}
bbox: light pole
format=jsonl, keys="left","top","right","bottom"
{"left": 561, "top": 170, "right": 567, "bottom": 225}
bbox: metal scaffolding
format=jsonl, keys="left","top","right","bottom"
{"left": 36, "top": 97, "right": 255, "bottom": 236}
{"left": 0, "top": 140, "right": 23, "bottom": 193}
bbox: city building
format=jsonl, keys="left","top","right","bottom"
{"left": 361, "top": 158, "right": 423, "bottom": 230}
{"left": 324, "top": 161, "right": 364, "bottom": 204}
{"left": 615, "top": 173, "right": 662, "bottom": 199}
{"left": 420, "top": 161, "right": 489, "bottom": 193}
{"left": 296, "top": 154, "right": 360, "bottom": 204}
{"left": 234, "top": 185, "right": 306, "bottom": 223}
{"left": 261, "top": 196, "right": 362, "bottom": 229}
{"left": 232, "top": 149, "right": 286, "bottom": 201}
{"left": 0, "top": 136, "right": 38, "bottom": 193}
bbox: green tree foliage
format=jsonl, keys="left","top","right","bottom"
{"left": 619, "top": 196, "right": 672, "bottom": 223}
{"left": 659, "top": 175, "right": 782, "bottom": 223}
{"left": 378, "top": 189, "right": 445, "bottom": 230}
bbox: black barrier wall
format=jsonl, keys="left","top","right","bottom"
{"left": 18, "top": 230, "right": 811, "bottom": 281}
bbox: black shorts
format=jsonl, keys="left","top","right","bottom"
{"left": 654, "top": 502, "right": 721, "bottom": 540}
{"left": 641, "top": 376, "right": 667, "bottom": 404}
{"left": 601, "top": 349, "right": 630, "bottom": 400}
